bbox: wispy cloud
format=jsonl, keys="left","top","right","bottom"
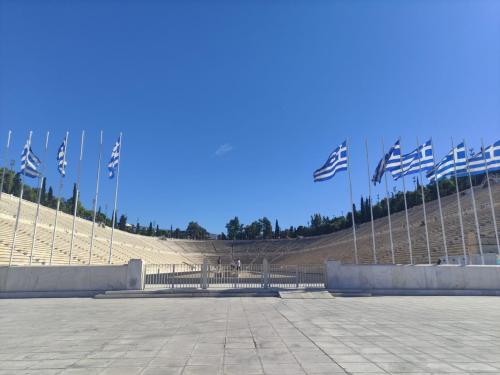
{"left": 215, "top": 143, "right": 233, "bottom": 157}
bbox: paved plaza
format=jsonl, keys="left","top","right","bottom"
{"left": 1, "top": 296, "right": 500, "bottom": 375}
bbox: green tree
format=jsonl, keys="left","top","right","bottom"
{"left": 226, "top": 217, "right": 243, "bottom": 240}
{"left": 261, "top": 217, "right": 273, "bottom": 239}
{"left": 118, "top": 214, "right": 127, "bottom": 231}
{"left": 1, "top": 169, "right": 13, "bottom": 194}
{"left": 12, "top": 173, "right": 22, "bottom": 197}
{"left": 47, "top": 186, "right": 54, "bottom": 207}
{"left": 40, "top": 177, "right": 46, "bottom": 204}
{"left": 186, "top": 221, "right": 208, "bottom": 240}
{"left": 147, "top": 222, "right": 153, "bottom": 236}
{"left": 244, "top": 220, "right": 263, "bottom": 239}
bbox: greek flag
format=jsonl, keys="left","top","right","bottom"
{"left": 20, "top": 141, "right": 42, "bottom": 178}
{"left": 391, "top": 140, "right": 434, "bottom": 180}
{"left": 372, "top": 140, "right": 400, "bottom": 184}
{"left": 314, "top": 141, "right": 348, "bottom": 182}
{"left": 57, "top": 138, "right": 67, "bottom": 177}
{"left": 108, "top": 137, "right": 121, "bottom": 179}
{"left": 426, "top": 142, "right": 466, "bottom": 182}
{"left": 463, "top": 140, "right": 500, "bottom": 177}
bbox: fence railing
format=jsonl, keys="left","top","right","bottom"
{"left": 144, "top": 261, "right": 325, "bottom": 289}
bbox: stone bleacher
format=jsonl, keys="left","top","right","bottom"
{"left": 1, "top": 183, "right": 498, "bottom": 266}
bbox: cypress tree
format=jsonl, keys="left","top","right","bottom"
{"left": 40, "top": 177, "right": 47, "bottom": 204}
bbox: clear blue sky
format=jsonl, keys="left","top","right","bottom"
{"left": 1, "top": 0, "right": 499, "bottom": 234}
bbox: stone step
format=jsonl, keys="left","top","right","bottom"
{"left": 278, "top": 290, "right": 334, "bottom": 299}
{"left": 94, "top": 288, "right": 280, "bottom": 299}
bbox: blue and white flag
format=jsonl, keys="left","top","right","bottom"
{"left": 391, "top": 140, "right": 434, "bottom": 180}
{"left": 314, "top": 141, "right": 348, "bottom": 182}
{"left": 372, "top": 140, "right": 400, "bottom": 184}
{"left": 57, "top": 138, "right": 67, "bottom": 177}
{"left": 463, "top": 140, "right": 500, "bottom": 177}
{"left": 20, "top": 141, "right": 42, "bottom": 178}
{"left": 108, "top": 137, "right": 121, "bottom": 179}
{"left": 426, "top": 142, "right": 467, "bottom": 182}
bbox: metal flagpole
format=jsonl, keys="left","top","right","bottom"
{"left": 346, "top": 139, "right": 358, "bottom": 264}
{"left": 415, "top": 137, "right": 431, "bottom": 264}
{"left": 398, "top": 138, "right": 413, "bottom": 264}
{"left": 89, "top": 130, "right": 103, "bottom": 264}
{"left": 69, "top": 131, "right": 85, "bottom": 264}
{"left": 480, "top": 138, "right": 499, "bottom": 255}
{"left": 430, "top": 138, "right": 449, "bottom": 264}
{"left": 364, "top": 139, "right": 377, "bottom": 263}
{"left": 451, "top": 137, "right": 467, "bottom": 264}
{"left": 108, "top": 133, "right": 122, "bottom": 264}
{"left": 382, "top": 139, "right": 395, "bottom": 264}
{"left": 10, "top": 131, "right": 32, "bottom": 266}
{"left": 463, "top": 139, "right": 484, "bottom": 265}
{"left": 29, "top": 131, "right": 50, "bottom": 265}
{"left": 0, "top": 130, "right": 12, "bottom": 200}
{"left": 50, "top": 132, "right": 69, "bottom": 265}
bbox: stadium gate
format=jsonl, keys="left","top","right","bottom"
{"left": 144, "top": 261, "right": 325, "bottom": 289}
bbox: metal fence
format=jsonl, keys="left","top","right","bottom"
{"left": 144, "top": 262, "right": 325, "bottom": 289}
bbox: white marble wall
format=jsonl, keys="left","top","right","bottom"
{"left": 0, "top": 259, "right": 144, "bottom": 292}
{"left": 326, "top": 261, "right": 500, "bottom": 290}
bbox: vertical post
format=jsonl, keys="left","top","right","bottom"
{"left": 109, "top": 133, "right": 122, "bottom": 264}
{"left": 69, "top": 130, "right": 85, "bottom": 264}
{"left": 10, "top": 131, "right": 32, "bottom": 266}
{"left": 50, "top": 132, "right": 69, "bottom": 265}
{"left": 30, "top": 131, "right": 50, "bottom": 265}
{"left": 295, "top": 265, "right": 299, "bottom": 288}
{"left": 451, "top": 138, "right": 468, "bottom": 264}
{"left": 364, "top": 139, "right": 377, "bottom": 264}
{"left": 480, "top": 138, "right": 500, "bottom": 255}
{"left": 382, "top": 139, "right": 395, "bottom": 264}
{"left": 201, "top": 258, "right": 208, "bottom": 289}
{"left": 263, "top": 258, "right": 269, "bottom": 288}
{"left": 463, "top": 139, "right": 484, "bottom": 265}
{"left": 430, "top": 138, "right": 449, "bottom": 264}
{"left": 89, "top": 130, "right": 103, "bottom": 264}
{"left": 171, "top": 264, "right": 175, "bottom": 288}
{"left": 0, "top": 130, "right": 12, "bottom": 200}
{"left": 398, "top": 138, "right": 413, "bottom": 264}
{"left": 416, "top": 137, "right": 431, "bottom": 264}
{"left": 346, "top": 139, "right": 358, "bottom": 264}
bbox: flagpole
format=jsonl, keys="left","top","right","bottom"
{"left": 108, "top": 132, "right": 122, "bottom": 264}
{"left": 415, "top": 137, "right": 431, "bottom": 264}
{"left": 382, "top": 139, "right": 395, "bottom": 264}
{"left": 451, "top": 137, "right": 468, "bottom": 264}
{"left": 364, "top": 139, "right": 377, "bottom": 264}
{"left": 50, "top": 132, "right": 69, "bottom": 265}
{"left": 10, "top": 131, "right": 32, "bottom": 266}
{"left": 398, "top": 138, "right": 413, "bottom": 264}
{"left": 346, "top": 139, "right": 358, "bottom": 264}
{"left": 29, "top": 131, "right": 50, "bottom": 265}
{"left": 69, "top": 131, "right": 85, "bottom": 264}
{"left": 89, "top": 130, "right": 103, "bottom": 264}
{"left": 430, "top": 138, "right": 449, "bottom": 264}
{"left": 0, "top": 130, "right": 12, "bottom": 200}
{"left": 480, "top": 138, "right": 499, "bottom": 255}
{"left": 463, "top": 139, "right": 484, "bottom": 265}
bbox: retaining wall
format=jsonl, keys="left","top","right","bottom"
{"left": 326, "top": 261, "right": 500, "bottom": 291}
{"left": 0, "top": 259, "right": 144, "bottom": 293}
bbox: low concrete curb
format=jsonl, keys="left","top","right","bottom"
{"left": 94, "top": 288, "right": 281, "bottom": 299}
{"left": 329, "top": 288, "right": 500, "bottom": 296}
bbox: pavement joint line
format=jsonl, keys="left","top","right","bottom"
{"left": 272, "top": 299, "right": 354, "bottom": 375}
